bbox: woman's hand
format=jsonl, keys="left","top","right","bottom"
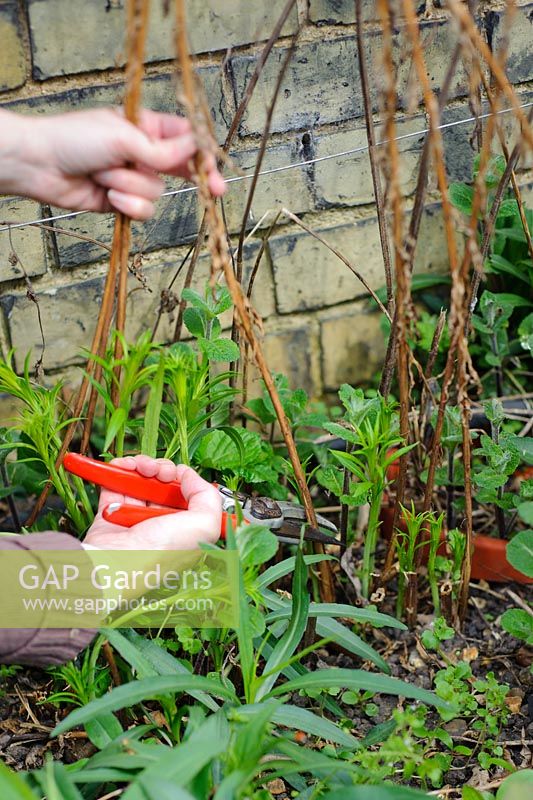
{"left": 0, "top": 108, "right": 225, "bottom": 219}
{"left": 83, "top": 455, "right": 222, "bottom": 550}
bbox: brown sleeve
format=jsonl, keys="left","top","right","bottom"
{"left": 0, "top": 532, "right": 96, "bottom": 667}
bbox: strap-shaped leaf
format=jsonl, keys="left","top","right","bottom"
{"left": 256, "top": 549, "right": 309, "bottom": 700}
{"left": 265, "top": 601, "right": 406, "bottom": 631}
{"left": 123, "top": 712, "right": 229, "bottom": 799}
{"left": 264, "top": 668, "right": 449, "bottom": 710}
{"left": 315, "top": 616, "right": 389, "bottom": 673}
{"left": 106, "top": 628, "right": 219, "bottom": 711}
{"left": 250, "top": 702, "right": 359, "bottom": 748}
{"left": 53, "top": 675, "right": 237, "bottom": 736}
{"left": 258, "top": 554, "right": 336, "bottom": 589}
{"left": 322, "top": 786, "right": 430, "bottom": 800}
{"left": 0, "top": 761, "right": 38, "bottom": 800}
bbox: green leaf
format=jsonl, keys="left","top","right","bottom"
{"left": 258, "top": 554, "right": 336, "bottom": 589}
{"left": 507, "top": 436, "right": 533, "bottom": 465}
{"left": 324, "top": 421, "right": 360, "bottom": 444}
{"left": 41, "top": 761, "right": 84, "bottom": 800}
{"left": 103, "top": 406, "right": 127, "bottom": 452}
{"left": 518, "top": 313, "right": 533, "bottom": 353}
{"left": 315, "top": 616, "right": 390, "bottom": 673}
{"left": 105, "top": 629, "right": 220, "bottom": 711}
{"left": 520, "top": 480, "right": 533, "bottom": 501}
{"left": 496, "top": 227, "right": 529, "bottom": 243}
{"left": 517, "top": 502, "right": 533, "bottom": 526}
{"left": 85, "top": 713, "right": 123, "bottom": 750}
{"left": 195, "top": 427, "right": 261, "bottom": 473}
{"left": 257, "top": 548, "right": 310, "bottom": 700}
{"left": 53, "top": 675, "right": 237, "bottom": 736}
{"left": 0, "top": 760, "right": 38, "bottom": 800}
{"left": 498, "top": 199, "right": 520, "bottom": 217}
{"left": 269, "top": 703, "right": 359, "bottom": 748}
{"left": 322, "top": 786, "right": 430, "bottom": 800}
{"left": 128, "top": 780, "right": 196, "bottom": 800}
{"left": 449, "top": 183, "right": 474, "bottom": 215}
{"left": 482, "top": 292, "right": 532, "bottom": 310}
{"left": 141, "top": 356, "right": 165, "bottom": 458}
{"left": 316, "top": 465, "right": 345, "bottom": 496}
{"left": 265, "top": 668, "right": 448, "bottom": 710}
{"left": 213, "top": 287, "right": 233, "bottom": 315}
{"left": 497, "top": 770, "right": 533, "bottom": 800}
{"left": 486, "top": 254, "right": 530, "bottom": 284}
{"left": 123, "top": 712, "right": 229, "bottom": 799}
{"left": 501, "top": 609, "right": 533, "bottom": 644}
{"left": 237, "top": 524, "right": 278, "bottom": 568}
{"left": 181, "top": 287, "right": 212, "bottom": 314}
{"left": 462, "top": 787, "right": 486, "bottom": 800}
{"left": 265, "top": 602, "right": 406, "bottom": 630}
{"left": 341, "top": 481, "right": 373, "bottom": 506}
{"left": 234, "top": 699, "right": 359, "bottom": 748}
{"left": 198, "top": 337, "right": 240, "bottom": 363}
{"left": 183, "top": 307, "right": 205, "bottom": 338}
{"left": 361, "top": 717, "right": 397, "bottom": 746}
{"left": 506, "top": 531, "right": 533, "bottom": 578}
{"left": 226, "top": 524, "right": 255, "bottom": 704}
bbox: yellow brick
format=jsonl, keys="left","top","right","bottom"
{"left": 0, "top": 2, "right": 25, "bottom": 92}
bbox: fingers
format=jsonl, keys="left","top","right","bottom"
{"left": 111, "top": 455, "right": 178, "bottom": 482}
{"left": 116, "top": 117, "right": 226, "bottom": 199}
{"left": 106, "top": 189, "right": 155, "bottom": 220}
{"left": 137, "top": 109, "right": 192, "bottom": 139}
{"left": 93, "top": 167, "right": 164, "bottom": 200}
{"left": 91, "top": 457, "right": 221, "bottom": 548}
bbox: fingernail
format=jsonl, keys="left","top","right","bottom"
{"left": 107, "top": 189, "right": 130, "bottom": 213}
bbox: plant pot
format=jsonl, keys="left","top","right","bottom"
{"left": 381, "top": 462, "right": 533, "bottom": 586}
{"left": 469, "top": 534, "right": 533, "bottom": 584}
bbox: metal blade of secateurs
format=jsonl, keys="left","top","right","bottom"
{"left": 275, "top": 521, "right": 341, "bottom": 547}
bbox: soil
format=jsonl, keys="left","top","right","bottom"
{"left": 0, "top": 575, "right": 531, "bottom": 796}
{"left": 1, "top": 498, "right": 531, "bottom": 796}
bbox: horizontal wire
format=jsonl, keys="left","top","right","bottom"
{"left": 0, "top": 100, "right": 531, "bottom": 234}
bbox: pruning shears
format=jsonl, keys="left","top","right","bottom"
{"left": 63, "top": 453, "right": 340, "bottom": 546}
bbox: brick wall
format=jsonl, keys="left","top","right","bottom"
{"left": 0, "top": 0, "right": 532, "bottom": 401}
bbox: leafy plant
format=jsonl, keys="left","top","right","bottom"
{"left": 422, "top": 618, "right": 514, "bottom": 772}
{"left": 87, "top": 329, "right": 159, "bottom": 457}
{"left": 318, "top": 386, "right": 412, "bottom": 596}
{"left": 450, "top": 153, "right": 533, "bottom": 395}
{"left": 0, "top": 353, "right": 93, "bottom": 532}
{"left": 500, "top": 530, "right": 533, "bottom": 653}
{"left": 45, "top": 649, "right": 120, "bottom": 749}
{"left": 24, "top": 530, "right": 446, "bottom": 799}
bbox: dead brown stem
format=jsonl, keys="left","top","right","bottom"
{"left": 174, "top": 0, "right": 335, "bottom": 602}
{"left": 376, "top": 0, "right": 412, "bottom": 592}
{"left": 447, "top": 0, "right": 533, "bottom": 153}
{"left": 111, "top": 0, "right": 149, "bottom": 409}
{"left": 355, "top": 0, "right": 394, "bottom": 313}
{"left": 231, "top": 38, "right": 298, "bottom": 398}
{"left": 379, "top": 40, "right": 462, "bottom": 399}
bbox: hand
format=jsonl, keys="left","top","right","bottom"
{"left": 83, "top": 455, "right": 222, "bottom": 550}
{"left": 0, "top": 108, "right": 225, "bottom": 219}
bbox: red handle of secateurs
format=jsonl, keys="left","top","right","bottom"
{"left": 102, "top": 503, "right": 241, "bottom": 538}
{"left": 63, "top": 452, "right": 243, "bottom": 536}
{"left": 63, "top": 452, "right": 187, "bottom": 508}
